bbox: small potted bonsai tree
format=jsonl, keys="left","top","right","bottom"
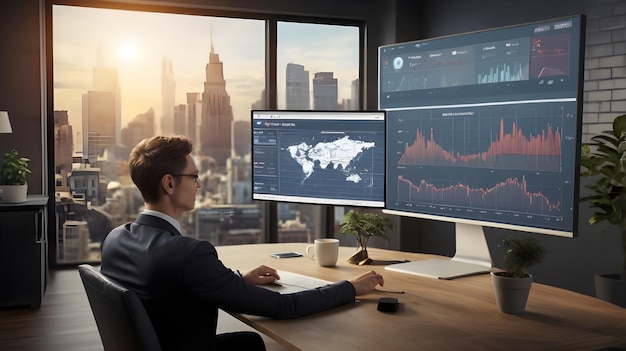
{"left": 0, "top": 149, "right": 31, "bottom": 203}
{"left": 580, "top": 113, "right": 626, "bottom": 307}
{"left": 491, "top": 236, "right": 545, "bottom": 314}
{"left": 339, "top": 209, "right": 393, "bottom": 264}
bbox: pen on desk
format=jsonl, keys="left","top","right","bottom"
{"left": 376, "top": 288, "right": 405, "bottom": 294}
{"left": 358, "top": 259, "right": 411, "bottom": 266}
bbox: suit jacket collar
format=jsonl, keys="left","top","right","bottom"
{"left": 135, "top": 213, "right": 182, "bottom": 236}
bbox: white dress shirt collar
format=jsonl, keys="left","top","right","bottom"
{"left": 142, "top": 209, "right": 182, "bottom": 234}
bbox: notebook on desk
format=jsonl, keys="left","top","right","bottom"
{"left": 263, "top": 271, "right": 333, "bottom": 294}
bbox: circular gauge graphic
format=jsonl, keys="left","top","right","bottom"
{"left": 392, "top": 57, "right": 404, "bottom": 70}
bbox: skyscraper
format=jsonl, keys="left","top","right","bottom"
{"left": 232, "top": 120, "right": 251, "bottom": 157}
{"left": 200, "top": 41, "right": 233, "bottom": 165}
{"left": 92, "top": 63, "right": 121, "bottom": 144}
{"left": 83, "top": 61, "right": 120, "bottom": 163}
{"left": 121, "top": 108, "right": 155, "bottom": 151}
{"left": 312, "top": 72, "right": 338, "bottom": 110}
{"left": 286, "top": 63, "right": 310, "bottom": 110}
{"left": 186, "top": 92, "right": 202, "bottom": 147}
{"left": 161, "top": 57, "right": 176, "bottom": 135}
{"left": 54, "top": 110, "right": 73, "bottom": 174}
{"left": 251, "top": 89, "right": 267, "bottom": 111}
{"left": 173, "top": 104, "right": 186, "bottom": 136}
{"left": 83, "top": 90, "right": 116, "bottom": 162}
{"left": 351, "top": 78, "right": 360, "bottom": 110}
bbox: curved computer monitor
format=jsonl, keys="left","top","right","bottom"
{"left": 251, "top": 110, "right": 386, "bottom": 208}
{"left": 378, "top": 15, "right": 586, "bottom": 279}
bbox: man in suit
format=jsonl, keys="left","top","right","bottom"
{"left": 100, "top": 135, "right": 385, "bottom": 351}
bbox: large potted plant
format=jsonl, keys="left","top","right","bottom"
{"left": 580, "top": 113, "right": 626, "bottom": 307}
{"left": 0, "top": 149, "right": 31, "bottom": 203}
{"left": 491, "top": 236, "right": 545, "bottom": 314}
{"left": 339, "top": 209, "right": 393, "bottom": 264}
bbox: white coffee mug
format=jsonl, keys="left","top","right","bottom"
{"left": 306, "top": 238, "right": 340, "bottom": 267}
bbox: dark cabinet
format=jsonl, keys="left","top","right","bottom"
{"left": 0, "top": 195, "right": 48, "bottom": 309}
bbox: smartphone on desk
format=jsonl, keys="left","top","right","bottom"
{"left": 271, "top": 252, "right": 303, "bottom": 259}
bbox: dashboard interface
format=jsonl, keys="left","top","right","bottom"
{"left": 251, "top": 110, "right": 386, "bottom": 208}
{"left": 379, "top": 15, "right": 585, "bottom": 236}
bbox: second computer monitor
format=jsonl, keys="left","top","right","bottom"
{"left": 251, "top": 110, "right": 386, "bottom": 208}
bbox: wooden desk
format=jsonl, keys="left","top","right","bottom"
{"left": 218, "top": 243, "right": 626, "bottom": 351}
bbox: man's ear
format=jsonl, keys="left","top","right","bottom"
{"left": 161, "top": 174, "right": 176, "bottom": 195}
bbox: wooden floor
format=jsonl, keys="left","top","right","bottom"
{"left": 0, "top": 267, "right": 287, "bottom": 351}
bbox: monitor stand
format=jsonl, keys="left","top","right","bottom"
{"left": 385, "top": 222, "right": 492, "bottom": 279}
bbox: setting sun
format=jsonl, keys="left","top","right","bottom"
{"left": 117, "top": 39, "right": 139, "bottom": 61}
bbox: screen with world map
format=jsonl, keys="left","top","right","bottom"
{"left": 251, "top": 110, "right": 386, "bottom": 207}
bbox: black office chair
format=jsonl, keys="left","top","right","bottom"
{"left": 77, "top": 264, "right": 162, "bottom": 351}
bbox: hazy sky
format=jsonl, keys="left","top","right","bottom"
{"left": 52, "top": 5, "right": 359, "bottom": 131}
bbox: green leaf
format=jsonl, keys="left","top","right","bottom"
{"left": 580, "top": 114, "right": 626, "bottom": 228}
{"left": 500, "top": 236, "right": 545, "bottom": 278}
{"left": 0, "top": 149, "right": 31, "bottom": 185}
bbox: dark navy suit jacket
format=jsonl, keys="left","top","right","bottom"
{"left": 100, "top": 213, "right": 355, "bottom": 351}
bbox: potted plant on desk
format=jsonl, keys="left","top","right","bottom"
{"left": 339, "top": 209, "right": 393, "bottom": 264}
{"left": 0, "top": 149, "right": 31, "bottom": 203}
{"left": 491, "top": 236, "right": 545, "bottom": 314}
{"left": 580, "top": 113, "right": 626, "bottom": 307}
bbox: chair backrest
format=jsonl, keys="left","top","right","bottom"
{"left": 78, "top": 264, "right": 162, "bottom": 351}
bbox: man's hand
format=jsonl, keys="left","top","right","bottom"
{"left": 242, "top": 265, "right": 280, "bottom": 285}
{"left": 350, "top": 270, "right": 384, "bottom": 296}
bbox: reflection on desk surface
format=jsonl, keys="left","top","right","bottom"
{"left": 263, "top": 270, "right": 332, "bottom": 294}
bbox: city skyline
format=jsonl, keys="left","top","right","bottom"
{"left": 53, "top": 5, "right": 359, "bottom": 137}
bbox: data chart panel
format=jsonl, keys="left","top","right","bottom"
{"left": 391, "top": 102, "right": 573, "bottom": 172}
{"left": 385, "top": 100, "right": 578, "bottom": 233}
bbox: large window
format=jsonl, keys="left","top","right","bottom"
{"left": 276, "top": 22, "right": 361, "bottom": 242}
{"left": 51, "top": 4, "right": 363, "bottom": 264}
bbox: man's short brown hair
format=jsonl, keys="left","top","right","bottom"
{"left": 129, "top": 135, "right": 193, "bottom": 203}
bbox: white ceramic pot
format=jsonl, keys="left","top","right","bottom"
{"left": 0, "top": 184, "right": 28, "bottom": 203}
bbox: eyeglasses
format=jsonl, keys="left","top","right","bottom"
{"left": 172, "top": 174, "right": 199, "bottom": 183}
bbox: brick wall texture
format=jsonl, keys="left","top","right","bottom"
{"left": 582, "top": 0, "right": 626, "bottom": 142}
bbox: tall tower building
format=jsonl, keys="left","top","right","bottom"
{"left": 121, "top": 108, "right": 155, "bottom": 152}
{"left": 82, "top": 90, "right": 116, "bottom": 163}
{"left": 92, "top": 63, "right": 121, "bottom": 145}
{"left": 186, "top": 92, "right": 202, "bottom": 146}
{"left": 54, "top": 110, "right": 73, "bottom": 174}
{"left": 173, "top": 104, "right": 186, "bottom": 136}
{"left": 286, "top": 63, "right": 310, "bottom": 109}
{"left": 161, "top": 57, "right": 176, "bottom": 135}
{"left": 83, "top": 58, "right": 120, "bottom": 163}
{"left": 351, "top": 78, "right": 360, "bottom": 110}
{"left": 232, "top": 120, "right": 251, "bottom": 157}
{"left": 252, "top": 89, "right": 267, "bottom": 110}
{"left": 200, "top": 40, "right": 233, "bottom": 165}
{"left": 312, "top": 72, "right": 338, "bottom": 110}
